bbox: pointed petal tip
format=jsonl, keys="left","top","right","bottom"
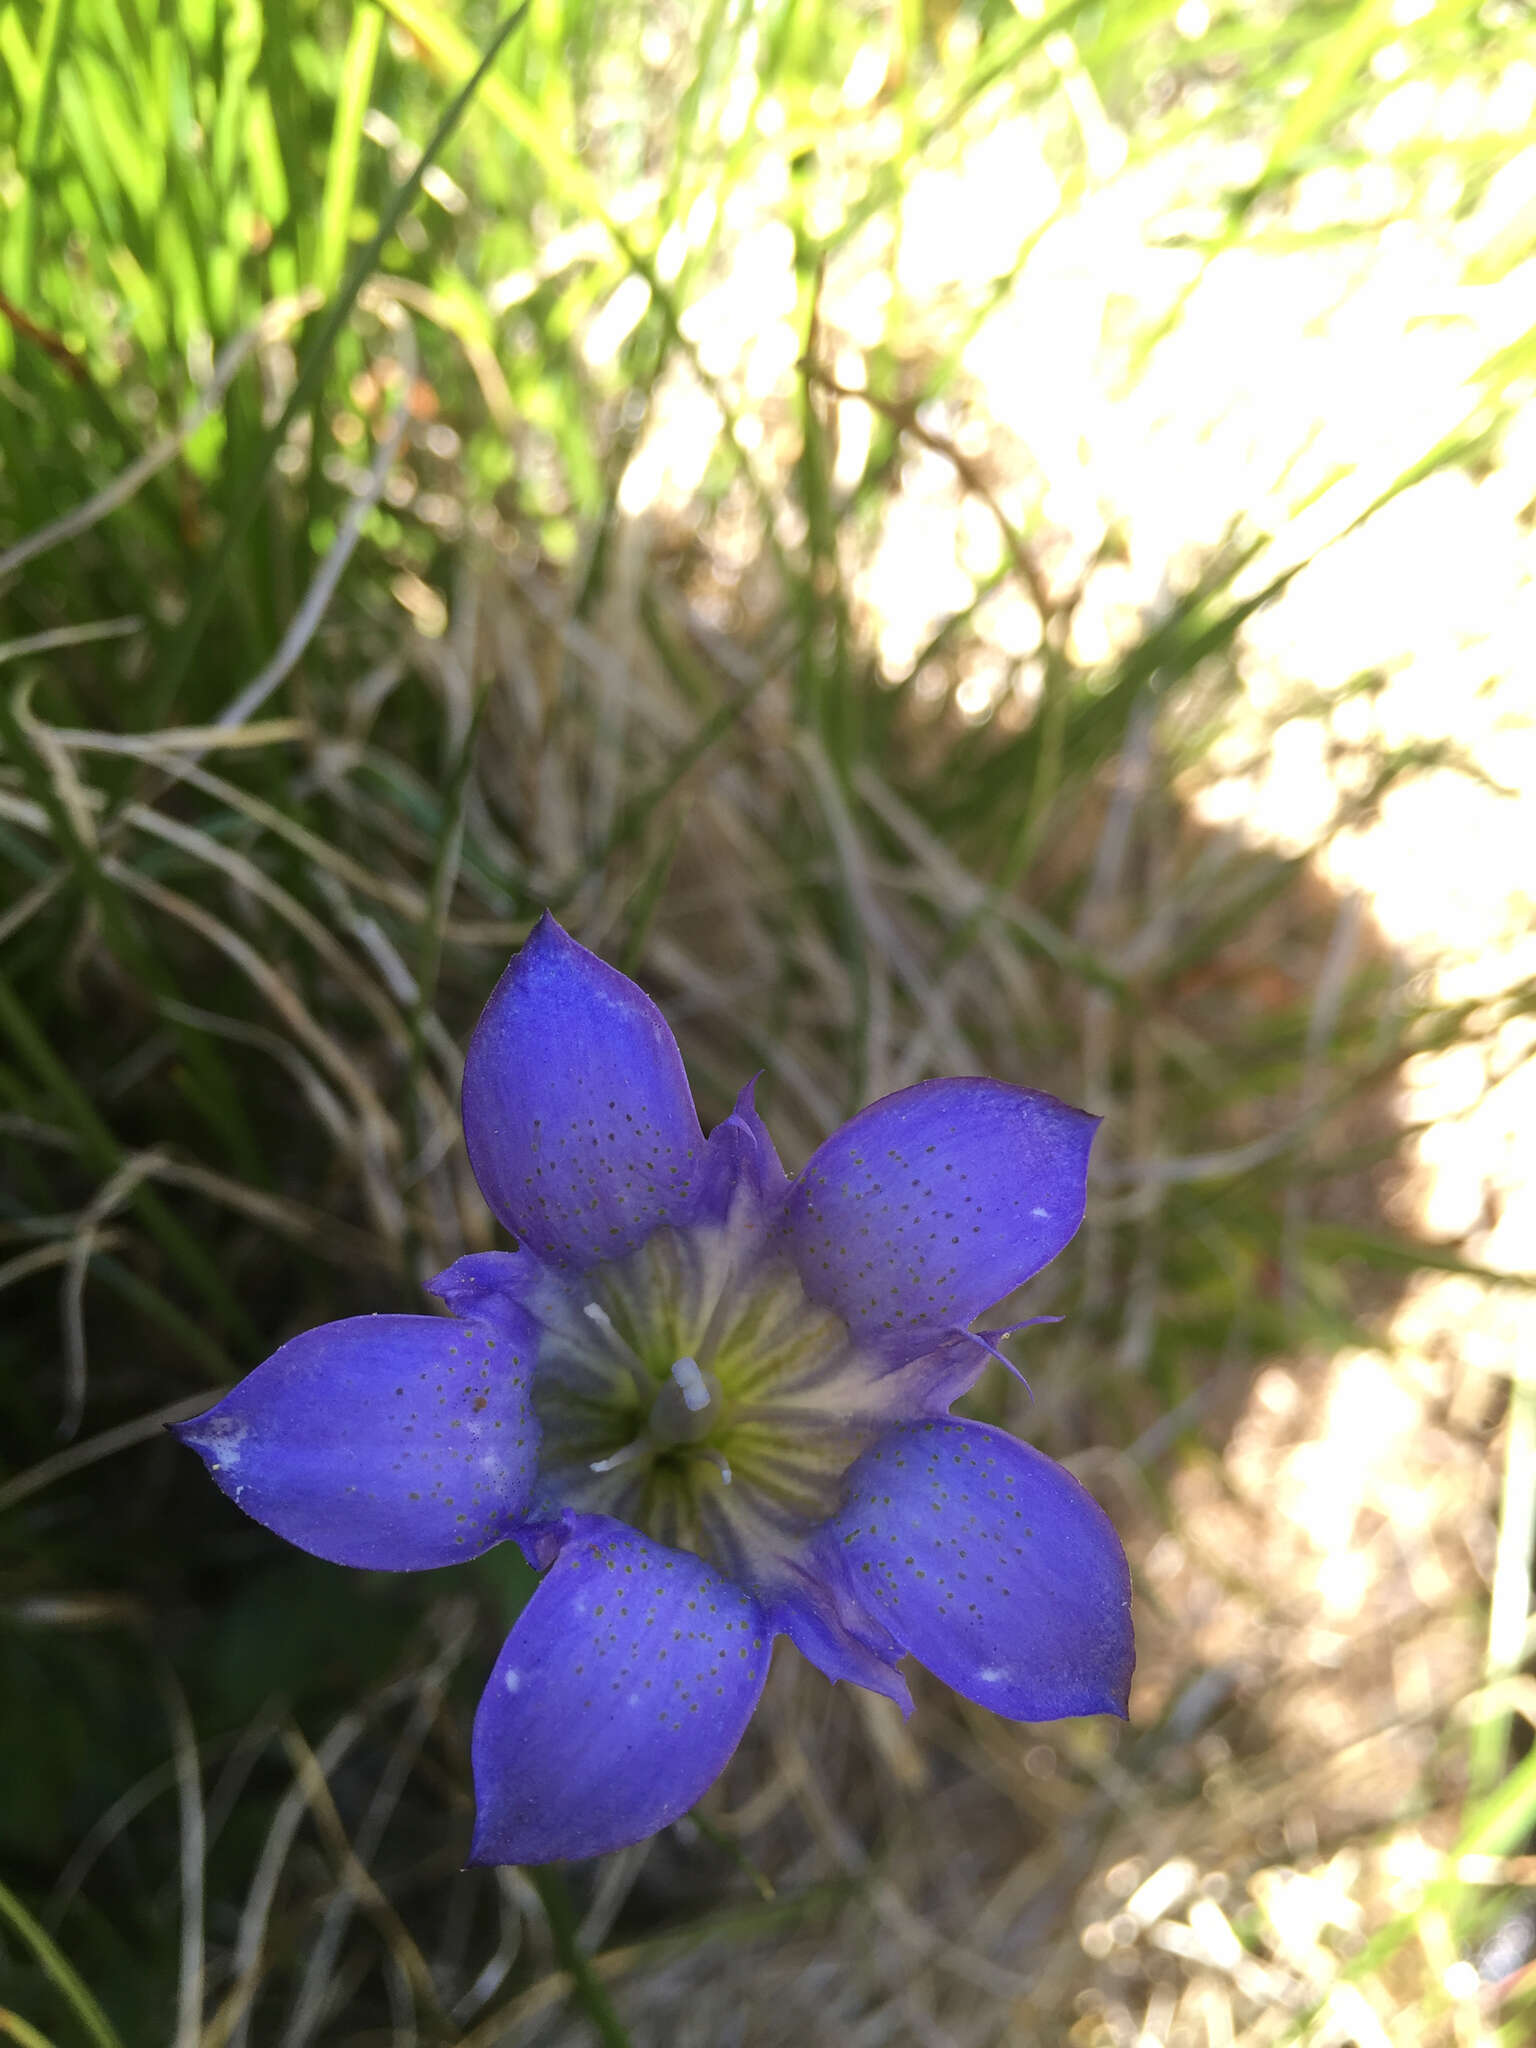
{"left": 503, "top": 909, "right": 580, "bottom": 982}
{"left": 463, "top": 1825, "right": 518, "bottom": 1870}
{"left": 689, "top": 1071, "right": 790, "bottom": 1226}
{"left": 877, "top": 1671, "right": 917, "bottom": 1720}
{"left": 465, "top": 1817, "right": 569, "bottom": 1869}
{"left": 801, "top": 1661, "right": 916, "bottom": 1718}
{"left": 808, "top": 1643, "right": 915, "bottom": 1718}
{"left": 463, "top": 914, "right": 704, "bottom": 1265}
{"left": 424, "top": 1249, "right": 541, "bottom": 1321}
{"left": 170, "top": 1315, "right": 540, "bottom": 1571}
{"left": 168, "top": 1406, "right": 224, "bottom": 1454}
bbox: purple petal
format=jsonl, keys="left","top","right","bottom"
{"left": 818, "top": 1419, "right": 1133, "bottom": 1720}
{"left": 764, "top": 1570, "right": 912, "bottom": 1713}
{"left": 469, "top": 1518, "right": 770, "bottom": 1864}
{"left": 690, "top": 1078, "right": 791, "bottom": 1228}
{"left": 462, "top": 914, "right": 705, "bottom": 1267}
{"left": 717, "top": 1078, "right": 790, "bottom": 1208}
{"left": 426, "top": 1249, "right": 552, "bottom": 1319}
{"left": 171, "top": 1312, "right": 539, "bottom": 1571}
{"left": 786, "top": 1078, "right": 1098, "bottom": 1353}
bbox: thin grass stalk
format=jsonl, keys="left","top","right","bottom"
{"left": 0, "top": 1877, "right": 123, "bottom": 2048}
{"left": 1470, "top": 1356, "right": 1536, "bottom": 1798}
{"left": 8, "top": 0, "right": 74, "bottom": 303}
{"left": 529, "top": 1866, "right": 634, "bottom": 2048}
{"left": 316, "top": 6, "right": 385, "bottom": 299}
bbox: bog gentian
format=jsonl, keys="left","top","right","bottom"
{"left": 174, "top": 915, "right": 1132, "bottom": 1864}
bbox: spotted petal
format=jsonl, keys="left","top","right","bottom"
{"left": 469, "top": 1517, "right": 770, "bottom": 1864}
{"left": 819, "top": 1419, "right": 1133, "bottom": 1720}
{"left": 786, "top": 1077, "right": 1098, "bottom": 1356}
{"left": 171, "top": 1312, "right": 539, "bottom": 1571}
{"left": 462, "top": 914, "right": 706, "bottom": 1268}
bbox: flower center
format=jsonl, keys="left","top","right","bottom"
{"left": 529, "top": 1223, "right": 896, "bottom": 1582}
{"left": 647, "top": 1356, "right": 724, "bottom": 1446}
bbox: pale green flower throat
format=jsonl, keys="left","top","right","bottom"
{"left": 530, "top": 1220, "right": 897, "bottom": 1582}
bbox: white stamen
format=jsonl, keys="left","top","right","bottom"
{"left": 670, "top": 1355, "right": 710, "bottom": 1413}
{"left": 583, "top": 1301, "right": 616, "bottom": 1332}
{"left": 700, "top": 1448, "right": 733, "bottom": 1486}
{"left": 589, "top": 1439, "right": 646, "bottom": 1474}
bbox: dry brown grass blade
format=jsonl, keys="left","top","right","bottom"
{"left": 99, "top": 859, "right": 406, "bottom": 1244}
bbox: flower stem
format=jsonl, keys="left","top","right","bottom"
{"left": 530, "top": 1867, "right": 632, "bottom": 2048}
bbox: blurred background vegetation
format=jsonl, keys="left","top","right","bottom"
{"left": 3, "top": 0, "right": 1535, "bottom": 2043}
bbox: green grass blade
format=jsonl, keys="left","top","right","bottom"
{"left": 0, "top": 2006, "right": 63, "bottom": 2048}
{"left": 0, "top": 1875, "right": 123, "bottom": 2048}
{"left": 316, "top": 2, "right": 385, "bottom": 298}
{"left": 528, "top": 1867, "right": 633, "bottom": 2048}
{"left": 7, "top": 0, "right": 74, "bottom": 302}
{"left": 0, "top": 964, "right": 256, "bottom": 1354}
{"left": 149, "top": 1, "right": 532, "bottom": 724}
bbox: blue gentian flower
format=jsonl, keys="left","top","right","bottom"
{"left": 174, "top": 915, "right": 1133, "bottom": 1864}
